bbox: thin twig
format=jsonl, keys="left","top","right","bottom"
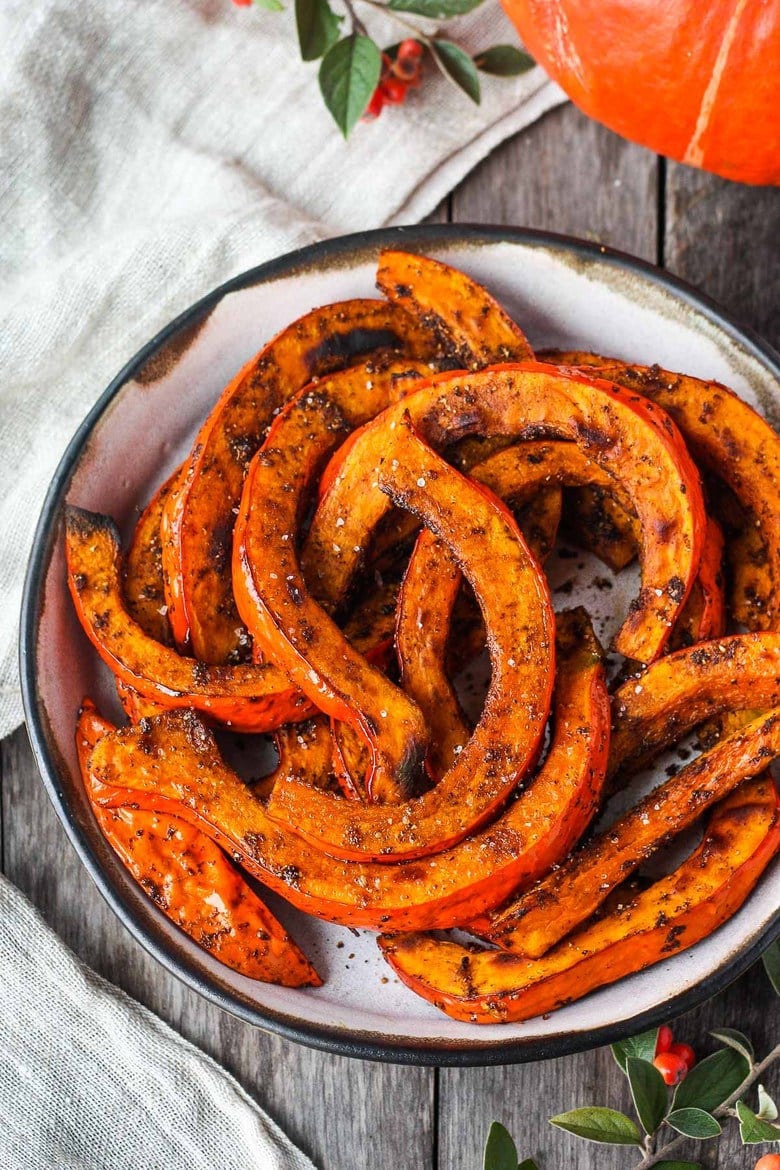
{"left": 343, "top": 0, "right": 369, "bottom": 38}
{"left": 632, "top": 1044, "right": 780, "bottom": 1169}
{"left": 354, "top": 0, "right": 436, "bottom": 43}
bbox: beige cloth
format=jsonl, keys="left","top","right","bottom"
{"left": 0, "top": 0, "right": 564, "bottom": 738}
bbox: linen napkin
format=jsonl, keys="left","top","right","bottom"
{"left": 0, "top": 874, "right": 315, "bottom": 1170}
{"left": 0, "top": 0, "right": 564, "bottom": 739}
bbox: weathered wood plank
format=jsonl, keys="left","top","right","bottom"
{"left": 452, "top": 103, "right": 659, "bottom": 263}
{"left": 665, "top": 163, "right": 780, "bottom": 349}
{"left": 1, "top": 727, "right": 435, "bottom": 1170}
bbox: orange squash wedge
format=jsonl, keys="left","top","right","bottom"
{"left": 378, "top": 774, "right": 780, "bottom": 1023}
{"left": 76, "top": 701, "right": 321, "bottom": 986}
{"left": 66, "top": 506, "right": 314, "bottom": 733}
{"left": 264, "top": 419, "right": 555, "bottom": 861}
{"left": 303, "top": 362, "right": 705, "bottom": 665}
{"left": 161, "top": 299, "right": 433, "bottom": 663}
{"left": 124, "top": 470, "right": 178, "bottom": 646}
{"left": 376, "top": 249, "right": 533, "bottom": 367}
{"left": 485, "top": 706, "right": 780, "bottom": 957}
{"left": 85, "top": 607, "right": 606, "bottom": 930}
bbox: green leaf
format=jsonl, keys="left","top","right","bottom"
{"left": 611, "top": 1028, "right": 660, "bottom": 1074}
{"left": 549, "top": 1107, "right": 641, "bottom": 1146}
{"left": 709, "top": 1027, "right": 754, "bottom": 1063}
{"left": 736, "top": 1099, "right": 780, "bottom": 1144}
{"left": 666, "top": 1108, "right": 722, "bottom": 1139}
{"left": 672, "top": 1046, "right": 750, "bottom": 1114}
{"left": 295, "top": 0, "right": 341, "bottom": 60}
{"left": 319, "top": 35, "right": 381, "bottom": 137}
{"left": 653, "top": 1163, "right": 702, "bottom": 1169}
{"left": 763, "top": 939, "right": 780, "bottom": 994}
{"left": 432, "top": 40, "right": 481, "bottom": 103}
{"left": 254, "top": 0, "right": 285, "bottom": 11}
{"left": 626, "top": 1057, "right": 669, "bottom": 1136}
{"left": 483, "top": 1122, "right": 519, "bottom": 1170}
{"left": 518, "top": 1161, "right": 539, "bottom": 1170}
{"left": 473, "top": 45, "right": 535, "bottom": 76}
{"left": 388, "top": 0, "right": 483, "bottom": 17}
{"left": 758, "top": 1085, "right": 779, "bottom": 1122}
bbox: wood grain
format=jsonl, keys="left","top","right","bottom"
{"left": 452, "top": 103, "right": 659, "bottom": 262}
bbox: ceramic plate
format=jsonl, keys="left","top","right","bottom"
{"left": 21, "top": 225, "right": 780, "bottom": 1065}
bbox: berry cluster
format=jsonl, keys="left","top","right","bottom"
{"left": 364, "top": 40, "right": 424, "bottom": 119}
{"left": 652, "top": 1024, "right": 696, "bottom": 1086}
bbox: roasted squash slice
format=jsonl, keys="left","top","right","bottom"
{"left": 303, "top": 362, "right": 705, "bottom": 664}
{"left": 264, "top": 420, "right": 555, "bottom": 861}
{"left": 552, "top": 352, "right": 780, "bottom": 631}
{"left": 124, "top": 470, "right": 178, "bottom": 646}
{"left": 66, "top": 506, "right": 314, "bottom": 733}
{"left": 376, "top": 250, "right": 533, "bottom": 367}
{"left": 563, "top": 484, "right": 639, "bottom": 571}
{"left": 86, "top": 611, "right": 606, "bottom": 930}
{"left": 161, "top": 299, "right": 433, "bottom": 664}
{"left": 485, "top": 706, "right": 780, "bottom": 957}
{"left": 609, "top": 632, "right": 780, "bottom": 779}
{"left": 379, "top": 774, "right": 780, "bottom": 1023}
{"left": 233, "top": 360, "right": 431, "bottom": 803}
{"left": 76, "top": 701, "right": 321, "bottom": 986}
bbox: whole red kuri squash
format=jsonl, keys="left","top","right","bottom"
{"left": 501, "top": 0, "right": 780, "bottom": 185}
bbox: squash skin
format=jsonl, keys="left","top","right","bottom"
{"left": 123, "top": 470, "right": 178, "bottom": 646}
{"left": 500, "top": 0, "right": 780, "bottom": 186}
{"left": 609, "top": 632, "right": 780, "bottom": 780}
{"left": 379, "top": 774, "right": 780, "bottom": 1023}
{"left": 76, "top": 702, "right": 321, "bottom": 987}
{"left": 486, "top": 706, "right": 780, "bottom": 957}
{"left": 552, "top": 353, "right": 780, "bottom": 631}
{"left": 265, "top": 421, "right": 556, "bottom": 862}
{"left": 65, "top": 506, "right": 314, "bottom": 733}
{"left": 376, "top": 250, "right": 533, "bottom": 367}
{"left": 161, "top": 299, "right": 432, "bottom": 665}
{"left": 85, "top": 611, "right": 606, "bottom": 929}
{"left": 304, "top": 362, "right": 705, "bottom": 665}
{"left": 233, "top": 360, "right": 431, "bottom": 804}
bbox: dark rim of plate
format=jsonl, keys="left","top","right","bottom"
{"left": 19, "top": 224, "right": 780, "bottom": 1067}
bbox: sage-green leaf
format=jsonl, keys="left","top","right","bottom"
{"left": 736, "top": 1099, "right": 780, "bottom": 1144}
{"left": 483, "top": 1121, "right": 518, "bottom": 1170}
{"left": 626, "top": 1057, "right": 668, "bottom": 1135}
{"left": 666, "top": 1108, "right": 722, "bottom": 1139}
{"left": 611, "top": 1028, "right": 660, "bottom": 1074}
{"left": 432, "top": 40, "right": 480, "bottom": 103}
{"left": 389, "top": 0, "right": 483, "bottom": 17}
{"left": 296, "top": 0, "right": 341, "bottom": 60}
{"left": 549, "top": 1107, "right": 641, "bottom": 1145}
{"left": 255, "top": 0, "right": 285, "bottom": 11}
{"left": 473, "top": 45, "right": 535, "bottom": 76}
{"left": 758, "top": 1085, "right": 779, "bottom": 1121}
{"left": 672, "top": 1046, "right": 750, "bottom": 1114}
{"left": 763, "top": 939, "right": 780, "bottom": 995}
{"left": 710, "top": 1027, "right": 754, "bottom": 1063}
{"left": 319, "top": 36, "right": 381, "bottom": 137}
{"left": 653, "top": 1162, "right": 702, "bottom": 1169}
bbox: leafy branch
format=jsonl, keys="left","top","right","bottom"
{"left": 233, "top": 0, "right": 535, "bottom": 136}
{"left": 484, "top": 941, "right": 780, "bottom": 1170}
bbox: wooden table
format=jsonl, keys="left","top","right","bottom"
{"left": 4, "top": 104, "right": 780, "bottom": 1169}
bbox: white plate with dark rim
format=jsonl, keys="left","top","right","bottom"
{"left": 20, "top": 225, "right": 780, "bottom": 1066}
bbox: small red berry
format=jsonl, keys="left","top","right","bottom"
{"left": 656, "top": 1025, "right": 674, "bottom": 1055}
{"left": 668, "top": 1042, "right": 696, "bottom": 1071}
{"left": 380, "top": 77, "right": 407, "bottom": 105}
{"left": 397, "top": 38, "right": 424, "bottom": 61}
{"left": 232, "top": 0, "right": 253, "bottom": 6}
{"left": 363, "top": 87, "right": 385, "bottom": 120}
{"left": 754, "top": 1157, "right": 780, "bottom": 1170}
{"left": 653, "top": 1052, "right": 688, "bottom": 1086}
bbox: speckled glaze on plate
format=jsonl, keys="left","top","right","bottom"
{"left": 20, "top": 225, "right": 780, "bottom": 1065}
